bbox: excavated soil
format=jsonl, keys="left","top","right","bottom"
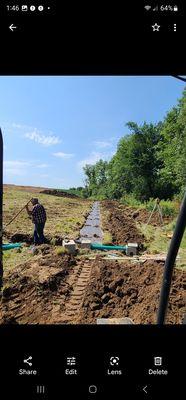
{"left": 3, "top": 231, "right": 63, "bottom": 245}
{"left": 124, "top": 206, "right": 172, "bottom": 226}
{"left": 3, "top": 231, "right": 33, "bottom": 244}
{"left": 78, "top": 256, "right": 186, "bottom": 324}
{"left": 41, "top": 189, "right": 79, "bottom": 198}
{"left": 102, "top": 201, "right": 144, "bottom": 246}
{"left": 0, "top": 245, "right": 77, "bottom": 324}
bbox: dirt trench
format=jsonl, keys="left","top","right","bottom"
{"left": 80, "top": 201, "right": 103, "bottom": 243}
{"left": 102, "top": 200, "right": 145, "bottom": 246}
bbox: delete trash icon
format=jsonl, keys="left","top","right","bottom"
{"left": 154, "top": 356, "right": 162, "bottom": 366}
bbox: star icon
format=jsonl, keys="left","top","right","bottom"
{"left": 152, "top": 23, "right": 160, "bottom": 31}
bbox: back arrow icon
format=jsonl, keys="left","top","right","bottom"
{"left": 143, "top": 385, "right": 148, "bottom": 394}
{"left": 9, "top": 24, "right": 17, "bottom": 32}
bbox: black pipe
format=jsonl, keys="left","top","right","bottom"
{"left": 0, "top": 128, "right": 3, "bottom": 289}
{"left": 157, "top": 191, "right": 186, "bottom": 324}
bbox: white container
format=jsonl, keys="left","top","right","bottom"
{"left": 80, "top": 239, "right": 91, "bottom": 249}
{"left": 126, "top": 243, "right": 138, "bottom": 256}
{"left": 97, "top": 318, "right": 134, "bottom": 325}
{"left": 62, "top": 239, "right": 76, "bottom": 255}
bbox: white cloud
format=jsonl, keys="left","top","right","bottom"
{"left": 36, "top": 163, "right": 48, "bottom": 168}
{"left": 53, "top": 152, "right": 74, "bottom": 159}
{"left": 3, "top": 122, "right": 37, "bottom": 134}
{"left": 78, "top": 152, "right": 105, "bottom": 170}
{"left": 4, "top": 161, "right": 31, "bottom": 168}
{"left": 39, "top": 174, "right": 50, "bottom": 178}
{"left": 12, "top": 123, "right": 31, "bottom": 130}
{"left": 93, "top": 137, "right": 119, "bottom": 149}
{"left": 4, "top": 122, "right": 61, "bottom": 147}
{"left": 4, "top": 160, "right": 50, "bottom": 177}
{"left": 78, "top": 150, "right": 115, "bottom": 171}
{"left": 4, "top": 160, "right": 31, "bottom": 176}
{"left": 25, "top": 130, "right": 61, "bottom": 146}
{"left": 93, "top": 140, "right": 112, "bottom": 148}
{"left": 53, "top": 177, "right": 65, "bottom": 183}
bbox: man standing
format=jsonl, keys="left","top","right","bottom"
{"left": 26, "top": 198, "right": 47, "bottom": 245}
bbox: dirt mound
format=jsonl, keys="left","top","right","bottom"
{"left": 102, "top": 201, "right": 144, "bottom": 246}
{"left": 3, "top": 231, "right": 63, "bottom": 246}
{"left": 3, "top": 232, "right": 33, "bottom": 244}
{"left": 124, "top": 206, "right": 171, "bottom": 226}
{"left": 41, "top": 189, "right": 79, "bottom": 198}
{"left": 78, "top": 256, "right": 186, "bottom": 324}
{"left": 0, "top": 247, "right": 76, "bottom": 324}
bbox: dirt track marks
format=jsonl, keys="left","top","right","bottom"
{"left": 60, "top": 261, "right": 92, "bottom": 323}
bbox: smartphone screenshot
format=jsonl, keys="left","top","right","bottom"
{"left": 0, "top": 1, "right": 185, "bottom": 398}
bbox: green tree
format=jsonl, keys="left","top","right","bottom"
{"left": 157, "top": 88, "right": 186, "bottom": 197}
{"left": 83, "top": 160, "right": 109, "bottom": 198}
{"left": 82, "top": 88, "right": 186, "bottom": 202}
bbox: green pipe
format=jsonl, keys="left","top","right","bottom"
{"left": 2, "top": 243, "right": 22, "bottom": 251}
{"left": 91, "top": 243, "right": 127, "bottom": 251}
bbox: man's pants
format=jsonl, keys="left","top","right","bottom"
{"left": 34, "top": 222, "right": 46, "bottom": 245}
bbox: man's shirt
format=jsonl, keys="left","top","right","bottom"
{"left": 31, "top": 204, "right": 47, "bottom": 224}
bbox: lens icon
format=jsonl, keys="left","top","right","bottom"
{"left": 38, "top": 5, "right": 44, "bottom": 11}
{"left": 89, "top": 385, "right": 97, "bottom": 394}
{"left": 30, "top": 6, "right": 36, "bottom": 11}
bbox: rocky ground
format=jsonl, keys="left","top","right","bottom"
{"left": 0, "top": 245, "right": 76, "bottom": 324}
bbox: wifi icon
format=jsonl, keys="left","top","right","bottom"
{"left": 144, "top": 5, "right": 151, "bottom": 11}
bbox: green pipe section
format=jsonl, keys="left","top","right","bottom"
{"left": 91, "top": 243, "right": 127, "bottom": 251}
{"left": 2, "top": 243, "right": 22, "bottom": 251}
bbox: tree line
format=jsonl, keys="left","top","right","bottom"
{"left": 81, "top": 88, "right": 186, "bottom": 202}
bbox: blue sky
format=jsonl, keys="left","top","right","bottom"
{"left": 0, "top": 76, "right": 184, "bottom": 188}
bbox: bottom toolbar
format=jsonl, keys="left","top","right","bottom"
{"left": 0, "top": 325, "right": 184, "bottom": 399}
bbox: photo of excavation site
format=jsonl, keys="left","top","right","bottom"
{"left": 0, "top": 76, "right": 185, "bottom": 325}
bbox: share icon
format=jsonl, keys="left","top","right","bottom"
{"left": 23, "top": 356, "right": 33, "bottom": 367}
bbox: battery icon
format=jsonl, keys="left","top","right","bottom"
{"left": 173, "top": 5, "right": 178, "bottom": 11}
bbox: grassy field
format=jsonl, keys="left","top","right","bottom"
{"left": 138, "top": 220, "right": 186, "bottom": 270}
{"left": 3, "top": 185, "right": 92, "bottom": 271}
{"left": 121, "top": 195, "right": 180, "bottom": 217}
{"left": 3, "top": 186, "right": 186, "bottom": 272}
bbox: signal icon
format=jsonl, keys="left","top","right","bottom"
{"left": 144, "top": 5, "right": 151, "bottom": 11}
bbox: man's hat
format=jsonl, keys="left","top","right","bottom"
{"left": 31, "top": 198, "right": 39, "bottom": 205}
